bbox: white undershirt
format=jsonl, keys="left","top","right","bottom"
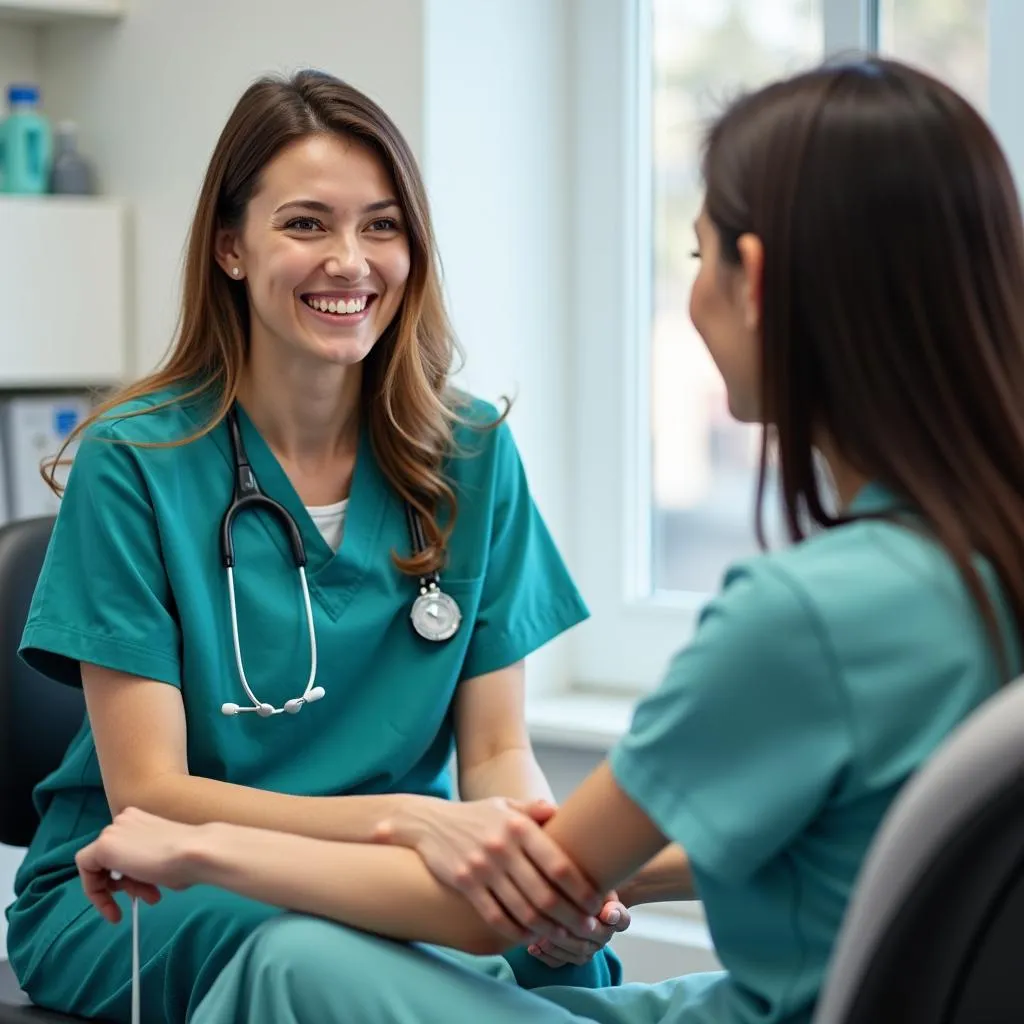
{"left": 305, "top": 499, "right": 349, "bottom": 553}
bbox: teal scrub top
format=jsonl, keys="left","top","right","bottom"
{"left": 12, "top": 384, "right": 588, "bottom": 930}
{"left": 610, "top": 483, "right": 1017, "bottom": 1024}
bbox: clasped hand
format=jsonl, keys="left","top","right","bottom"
{"left": 374, "top": 796, "right": 630, "bottom": 967}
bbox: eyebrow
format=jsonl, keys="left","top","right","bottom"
{"left": 274, "top": 198, "right": 401, "bottom": 215}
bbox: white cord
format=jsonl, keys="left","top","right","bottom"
{"left": 224, "top": 564, "right": 320, "bottom": 715}
{"left": 297, "top": 565, "right": 318, "bottom": 697}
{"left": 110, "top": 872, "right": 140, "bottom": 1024}
{"left": 226, "top": 566, "right": 262, "bottom": 711}
{"left": 130, "top": 895, "right": 140, "bottom": 1024}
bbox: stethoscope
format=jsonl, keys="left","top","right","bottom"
{"left": 219, "top": 404, "right": 463, "bottom": 719}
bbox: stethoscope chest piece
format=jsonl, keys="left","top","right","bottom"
{"left": 220, "top": 405, "right": 464, "bottom": 722}
{"left": 411, "top": 580, "right": 462, "bottom": 642}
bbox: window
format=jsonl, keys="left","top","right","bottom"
{"left": 649, "top": 0, "right": 989, "bottom": 598}
{"left": 877, "top": 0, "right": 988, "bottom": 113}
{"left": 650, "top": 1, "right": 821, "bottom": 596}
{"left": 571, "top": 0, "right": 1014, "bottom": 693}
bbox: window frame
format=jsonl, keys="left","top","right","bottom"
{"left": 568, "top": 0, "right": 943, "bottom": 692}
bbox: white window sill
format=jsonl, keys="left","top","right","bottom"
{"left": 526, "top": 690, "right": 637, "bottom": 752}
{"left": 629, "top": 905, "right": 715, "bottom": 950}
{"left": 616, "top": 905, "right": 720, "bottom": 981}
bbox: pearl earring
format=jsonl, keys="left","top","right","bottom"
{"left": 231, "top": 267, "right": 240, "bottom": 278}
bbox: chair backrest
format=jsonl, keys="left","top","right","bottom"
{"left": 814, "top": 673, "right": 1024, "bottom": 1024}
{"left": 0, "top": 516, "right": 85, "bottom": 849}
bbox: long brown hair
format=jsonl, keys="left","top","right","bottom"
{"left": 701, "top": 56, "right": 1024, "bottom": 669}
{"left": 45, "top": 69, "right": 493, "bottom": 576}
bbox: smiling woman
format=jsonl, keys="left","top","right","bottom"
{"left": 4, "top": 70, "right": 621, "bottom": 1024}
{"left": 221, "top": 139, "right": 411, "bottom": 376}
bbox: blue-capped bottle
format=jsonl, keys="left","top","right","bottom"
{"left": 1, "top": 84, "right": 53, "bottom": 194}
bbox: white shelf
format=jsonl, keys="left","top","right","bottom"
{"left": 0, "top": 195, "right": 128, "bottom": 387}
{"left": 0, "top": 0, "right": 123, "bottom": 24}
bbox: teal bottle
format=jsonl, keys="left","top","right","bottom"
{"left": 1, "top": 84, "right": 52, "bottom": 194}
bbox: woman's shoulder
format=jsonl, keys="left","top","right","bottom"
{"left": 444, "top": 389, "right": 517, "bottom": 477}
{"left": 723, "top": 514, "right": 985, "bottom": 677}
{"left": 447, "top": 388, "right": 509, "bottom": 438}
{"left": 762, "top": 514, "right": 962, "bottom": 605}
{"left": 83, "top": 380, "right": 218, "bottom": 447}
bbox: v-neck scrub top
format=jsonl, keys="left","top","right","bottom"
{"left": 4, "top": 384, "right": 608, "bottom": 1023}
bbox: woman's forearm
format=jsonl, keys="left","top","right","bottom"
{"left": 458, "top": 747, "right": 555, "bottom": 804}
{"left": 136, "top": 774, "right": 425, "bottom": 845}
{"left": 188, "top": 821, "right": 507, "bottom": 954}
{"left": 618, "top": 844, "right": 694, "bottom": 906}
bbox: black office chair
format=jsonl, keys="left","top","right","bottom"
{"left": 0, "top": 516, "right": 96, "bottom": 1023}
{"left": 814, "top": 672, "right": 1024, "bottom": 1023}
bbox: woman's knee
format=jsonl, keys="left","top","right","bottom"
{"left": 166, "top": 886, "right": 282, "bottom": 1014}
{"left": 233, "top": 916, "right": 401, "bottom": 1014}
{"left": 197, "top": 917, "right": 451, "bottom": 1024}
{"left": 244, "top": 914, "right": 380, "bottom": 978}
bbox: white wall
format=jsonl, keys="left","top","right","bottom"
{"left": 423, "top": 0, "right": 575, "bottom": 695}
{"left": 0, "top": 24, "right": 38, "bottom": 94}
{"left": 37, "top": 0, "right": 425, "bottom": 375}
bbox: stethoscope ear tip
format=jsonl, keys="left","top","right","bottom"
{"left": 221, "top": 702, "right": 241, "bottom": 716}
{"left": 282, "top": 688, "right": 326, "bottom": 714}
{"left": 256, "top": 703, "right": 276, "bottom": 717}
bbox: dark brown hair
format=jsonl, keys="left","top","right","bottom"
{"left": 702, "top": 56, "right": 1024, "bottom": 669}
{"left": 45, "top": 69, "right": 499, "bottom": 576}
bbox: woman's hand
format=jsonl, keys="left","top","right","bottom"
{"left": 527, "top": 894, "right": 631, "bottom": 968}
{"left": 374, "top": 797, "right": 604, "bottom": 945}
{"left": 75, "top": 808, "right": 206, "bottom": 923}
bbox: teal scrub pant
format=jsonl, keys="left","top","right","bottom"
{"left": 11, "top": 886, "right": 622, "bottom": 1023}
{"left": 192, "top": 914, "right": 722, "bottom": 1024}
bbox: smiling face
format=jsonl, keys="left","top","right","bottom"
{"left": 215, "top": 132, "right": 412, "bottom": 369}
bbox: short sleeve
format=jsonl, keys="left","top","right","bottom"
{"left": 608, "top": 560, "right": 852, "bottom": 883}
{"left": 459, "top": 421, "right": 589, "bottom": 680}
{"left": 19, "top": 425, "right": 182, "bottom": 688}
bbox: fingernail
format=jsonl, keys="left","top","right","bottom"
{"left": 606, "top": 909, "right": 621, "bottom": 925}
{"left": 586, "top": 917, "right": 598, "bottom": 932}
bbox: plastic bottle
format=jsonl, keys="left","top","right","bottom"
{"left": 1, "top": 84, "right": 52, "bottom": 194}
{"left": 50, "top": 121, "right": 94, "bottom": 195}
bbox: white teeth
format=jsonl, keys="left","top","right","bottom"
{"left": 305, "top": 296, "right": 369, "bottom": 315}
